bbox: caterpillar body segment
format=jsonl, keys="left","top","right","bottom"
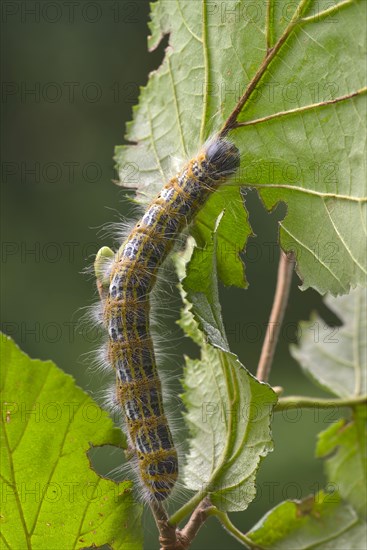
{"left": 101, "top": 137, "right": 240, "bottom": 502}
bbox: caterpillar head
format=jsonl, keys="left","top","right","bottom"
{"left": 205, "top": 138, "right": 240, "bottom": 177}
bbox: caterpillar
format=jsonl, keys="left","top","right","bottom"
{"left": 95, "top": 136, "right": 240, "bottom": 502}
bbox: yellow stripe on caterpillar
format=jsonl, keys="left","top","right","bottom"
{"left": 98, "top": 137, "right": 240, "bottom": 502}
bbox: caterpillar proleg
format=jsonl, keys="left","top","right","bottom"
{"left": 95, "top": 137, "right": 240, "bottom": 502}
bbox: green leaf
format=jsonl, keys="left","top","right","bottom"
{"left": 291, "top": 288, "right": 367, "bottom": 515}
{"left": 192, "top": 186, "right": 252, "bottom": 289}
{"left": 290, "top": 286, "right": 367, "bottom": 398}
{"left": 180, "top": 227, "right": 229, "bottom": 351}
{"left": 316, "top": 405, "right": 367, "bottom": 518}
{"left": 251, "top": 286, "right": 367, "bottom": 547}
{"left": 237, "top": 0, "right": 367, "bottom": 296}
{"left": 0, "top": 335, "right": 142, "bottom": 550}
{"left": 177, "top": 241, "right": 277, "bottom": 512}
{"left": 115, "top": 0, "right": 366, "bottom": 295}
{"left": 247, "top": 491, "right": 366, "bottom": 550}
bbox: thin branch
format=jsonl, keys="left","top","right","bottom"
{"left": 256, "top": 250, "right": 295, "bottom": 382}
{"left": 153, "top": 498, "right": 212, "bottom": 550}
{"left": 150, "top": 500, "right": 169, "bottom": 524}
{"left": 233, "top": 88, "right": 367, "bottom": 129}
{"left": 157, "top": 523, "right": 183, "bottom": 550}
{"left": 275, "top": 394, "right": 367, "bottom": 411}
{"left": 168, "top": 489, "right": 207, "bottom": 527}
{"left": 150, "top": 502, "right": 178, "bottom": 550}
{"left": 178, "top": 498, "right": 212, "bottom": 546}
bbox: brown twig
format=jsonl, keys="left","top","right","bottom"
{"left": 256, "top": 250, "right": 295, "bottom": 382}
{"left": 150, "top": 498, "right": 212, "bottom": 550}
{"left": 149, "top": 501, "right": 178, "bottom": 550}
{"left": 178, "top": 497, "right": 212, "bottom": 546}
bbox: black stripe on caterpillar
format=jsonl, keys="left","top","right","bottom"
{"left": 95, "top": 137, "right": 240, "bottom": 502}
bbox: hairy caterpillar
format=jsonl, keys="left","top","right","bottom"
{"left": 95, "top": 137, "right": 240, "bottom": 502}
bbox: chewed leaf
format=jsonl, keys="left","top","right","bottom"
{"left": 290, "top": 287, "right": 367, "bottom": 398}
{"left": 316, "top": 405, "right": 367, "bottom": 518}
{"left": 180, "top": 230, "right": 229, "bottom": 351}
{"left": 247, "top": 491, "right": 366, "bottom": 550}
{"left": 115, "top": 0, "right": 366, "bottom": 295}
{"left": 0, "top": 335, "right": 142, "bottom": 550}
{"left": 192, "top": 186, "right": 252, "bottom": 289}
{"left": 177, "top": 242, "right": 277, "bottom": 512}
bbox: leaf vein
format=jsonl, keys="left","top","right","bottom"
{"left": 322, "top": 199, "right": 367, "bottom": 275}
{"left": 280, "top": 225, "right": 348, "bottom": 290}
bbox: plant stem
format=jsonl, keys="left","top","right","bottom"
{"left": 208, "top": 508, "right": 264, "bottom": 549}
{"left": 150, "top": 501, "right": 178, "bottom": 550}
{"left": 275, "top": 394, "right": 367, "bottom": 411}
{"left": 178, "top": 498, "right": 212, "bottom": 547}
{"left": 152, "top": 498, "right": 212, "bottom": 550}
{"left": 256, "top": 250, "right": 295, "bottom": 382}
{"left": 150, "top": 500, "right": 169, "bottom": 524}
{"left": 168, "top": 490, "right": 207, "bottom": 527}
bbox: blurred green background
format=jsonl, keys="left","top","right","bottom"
{"left": 1, "top": 2, "right": 341, "bottom": 549}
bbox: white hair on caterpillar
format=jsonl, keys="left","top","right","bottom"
{"left": 87, "top": 134, "right": 240, "bottom": 504}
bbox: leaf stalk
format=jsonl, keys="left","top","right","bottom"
{"left": 275, "top": 394, "right": 367, "bottom": 411}
{"left": 207, "top": 507, "right": 264, "bottom": 549}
